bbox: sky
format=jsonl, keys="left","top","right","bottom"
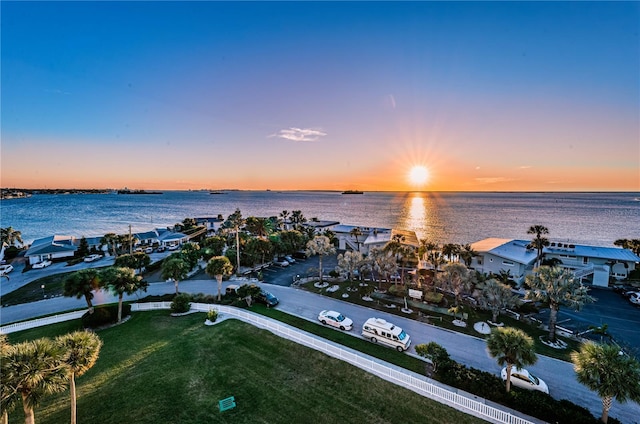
{"left": 1, "top": 1, "right": 639, "bottom": 192}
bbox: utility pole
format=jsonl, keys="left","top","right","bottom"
{"left": 129, "top": 224, "right": 133, "bottom": 255}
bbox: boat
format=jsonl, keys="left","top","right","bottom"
{"left": 210, "top": 191, "right": 227, "bottom": 195}
{"left": 342, "top": 190, "right": 364, "bottom": 195}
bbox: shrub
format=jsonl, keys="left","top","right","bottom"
{"left": 207, "top": 309, "right": 218, "bottom": 322}
{"left": 170, "top": 293, "right": 191, "bottom": 313}
{"left": 82, "top": 304, "right": 131, "bottom": 328}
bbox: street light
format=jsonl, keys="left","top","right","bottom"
{"left": 41, "top": 284, "right": 45, "bottom": 298}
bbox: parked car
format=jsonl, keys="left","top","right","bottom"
{"left": 628, "top": 292, "right": 640, "bottom": 306}
{"left": 156, "top": 246, "right": 166, "bottom": 253}
{"left": 292, "top": 251, "right": 308, "bottom": 260}
{"left": 284, "top": 255, "right": 296, "bottom": 264}
{"left": 255, "top": 290, "right": 279, "bottom": 307}
{"left": 318, "top": 310, "right": 353, "bottom": 331}
{"left": 32, "top": 260, "right": 52, "bottom": 269}
{"left": 167, "top": 244, "right": 179, "bottom": 251}
{"left": 83, "top": 254, "right": 102, "bottom": 263}
{"left": 501, "top": 367, "right": 549, "bottom": 394}
{"left": 272, "top": 258, "right": 289, "bottom": 267}
{"left": 0, "top": 264, "right": 14, "bottom": 276}
{"left": 144, "top": 247, "right": 154, "bottom": 254}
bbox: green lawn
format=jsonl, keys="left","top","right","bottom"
{"left": 7, "top": 311, "right": 485, "bottom": 424}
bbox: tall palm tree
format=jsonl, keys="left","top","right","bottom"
{"left": 305, "top": 235, "right": 336, "bottom": 284}
{"left": 161, "top": 256, "right": 189, "bottom": 294}
{"left": 436, "top": 263, "right": 472, "bottom": 306}
{"left": 478, "top": 279, "right": 519, "bottom": 324}
{"left": 206, "top": 256, "right": 234, "bottom": 301}
{"left": 245, "top": 217, "right": 272, "bottom": 239}
{"left": 349, "top": 227, "right": 364, "bottom": 252}
{"left": 527, "top": 225, "right": 550, "bottom": 268}
{"left": 3, "top": 338, "right": 69, "bottom": 424}
{"left": 486, "top": 327, "right": 538, "bottom": 393}
{"left": 289, "top": 210, "right": 307, "bottom": 231}
{"left": 63, "top": 269, "right": 101, "bottom": 314}
{"left": 278, "top": 210, "right": 290, "bottom": 230}
{"left": 100, "top": 233, "right": 118, "bottom": 257}
{"left": 571, "top": 342, "right": 640, "bottom": 423}
{"left": 526, "top": 265, "right": 595, "bottom": 343}
{"left": 55, "top": 331, "right": 103, "bottom": 424}
{"left": 458, "top": 244, "right": 477, "bottom": 267}
{"left": 224, "top": 209, "right": 244, "bottom": 276}
{"left": 384, "top": 234, "right": 406, "bottom": 288}
{"left": 100, "top": 267, "right": 148, "bottom": 322}
{"left": 336, "top": 251, "right": 363, "bottom": 281}
{"left": 441, "top": 243, "right": 459, "bottom": 263}
{"left": 370, "top": 248, "right": 397, "bottom": 290}
{"left": 419, "top": 240, "right": 439, "bottom": 263}
{"left": 1, "top": 227, "right": 24, "bottom": 247}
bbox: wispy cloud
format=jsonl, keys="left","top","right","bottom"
{"left": 269, "top": 127, "right": 327, "bottom": 142}
{"left": 475, "top": 177, "right": 515, "bottom": 184}
{"left": 519, "top": 165, "right": 532, "bottom": 169}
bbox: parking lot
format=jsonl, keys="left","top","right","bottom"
{"left": 259, "top": 254, "right": 340, "bottom": 287}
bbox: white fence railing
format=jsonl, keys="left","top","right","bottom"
{"left": 2, "top": 303, "right": 539, "bottom": 424}
{"left": 0, "top": 310, "right": 87, "bottom": 334}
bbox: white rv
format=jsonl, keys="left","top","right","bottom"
{"left": 361, "top": 318, "right": 411, "bottom": 351}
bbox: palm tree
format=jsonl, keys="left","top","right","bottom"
{"left": 55, "top": 331, "right": 102, "bottom": 424}
{"left": 100, "top": 267, "right": 148, "bottom": 322}
{"left": 224, "top": 209, "right": 244, "bottom": 276}
{"left": 441, "top": 243, "right": 459, "bottom": 263}
{"left": 278, "top": 210, "right": 290, "bottom": 230}
{"left": 100, "top": 233, "right": 118, "bottom": 257}
{"left": 384, "top": 234, "right": 407, "bottom": 288}
{"left": 1, "top": 334, "right": 18, "bottom": 424}
{"left": 370, "top": 247, "right": 397, "bottom": 290}
{"left": 178, "top": 242, "right": 201, "bottom": 270}
{"left": 336, "top": 251, "right": 363, "bottom": 281}
{"left": 436, "top": 263, "right": 472, "bottom": 306}
{"left": 161, "top": 256, "right": 189, "bottom": 294}
{"left": 206, "top": 256, "right": 234, "bottom": 301}
{"left": 614, "top": 238, "right": 640, "bottom": 256}
{"left": 201, "top": 235, "right": 226, "bottom": 260}
{"left": 63, "top": 269, "right": 101, "bottom": 313}
{"left": 0, "top": 227, "right": 24, "bottom": 247}
{"left": 3, "top": 338, "right": 69, "bottom": 424}
{"left": 305, "top": 235, "right": 336, "bottom": 284}
{"left": 349, "top": 227, "right": 364, "bottom": 252}
{"left": 289, "top": 210, "right": 307, "bottom": 231}
{"left": 458, "top": 244, "right": 477, "bottom": 267}
{"left": 478, "top": 279, "right": 519, "bottom": 324}
{"left": 486, "top": 327, "right": 538, "bottom": 393}
{"left": 526, "top": 265, "right": 595, "bottom": 343}
{"left": 527, "top": 225, "right": 550, "bottom": 268}
{"left": 571, "top": 342, "right": 640, "bottom": 423}
{"left": 245, "top": 217, "right": 273, "bottom": 239}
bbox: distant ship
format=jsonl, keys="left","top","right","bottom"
{"left": 210, "top": 191, "right": 227, "bottom": 195}
{"left": 342, "top": 190, "right": 364, "bottom": 195}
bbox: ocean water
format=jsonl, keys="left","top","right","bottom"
{"left": 1, "top": 191, "right": 639, "bottom": 247}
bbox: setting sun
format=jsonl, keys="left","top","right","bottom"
{"left": 408, "top": 165, "right": 430, "bottom": 187}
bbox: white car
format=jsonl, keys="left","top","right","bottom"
{"left": 318, "top": 310, "right": 353, "bottom": 331}
{"left": 501, "top": 367, "right": 549, "bottom": 394}
{"left": 0, "top": 264, "right": 14, "bottom": 276}
{"left": 32, "top": 260, "right": 52, "bottom": 269}
{"left": 272, "top": 258, "right": 289, "bottom": 267}
{"left": 628, "top": 292, "right": 640, "bottom": 305}
{"left": 83, "top": 254, "right": 102, "bottom": 263}
{"left": 284, "top": 255, "right": 296, "bottom": 264}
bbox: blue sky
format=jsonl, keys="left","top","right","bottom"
{"left": 2, "top": 1, "right": 638, "bottom": 191}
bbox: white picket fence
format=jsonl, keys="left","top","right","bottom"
{"left": 2, "top": 303, "right": 540, "bottom": 424}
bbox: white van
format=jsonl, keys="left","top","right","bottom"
{"left": 362, "top": 318, "right": 411, "bottom": 351}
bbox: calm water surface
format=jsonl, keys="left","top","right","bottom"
{"left": 1, "top": 191, "right": 639, "bottom": 246}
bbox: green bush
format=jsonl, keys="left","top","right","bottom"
{"left": 82, "top": 304, "right": 131, "bottom": 328}
{"left": 206, "top": 309, "right": 218, "bottom": 322}
{"left": 191, "top": 292, "right": 216, "bottom": 304}
{"left": 170, "top": 293, "right": 191, "bottom": 313}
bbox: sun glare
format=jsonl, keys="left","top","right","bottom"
{"left": 409, "top": 165, "right": 430, "bottom": 187}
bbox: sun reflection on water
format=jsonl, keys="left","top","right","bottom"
{"left": 398, "top": 192, "right": 445, "bottom": 242}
